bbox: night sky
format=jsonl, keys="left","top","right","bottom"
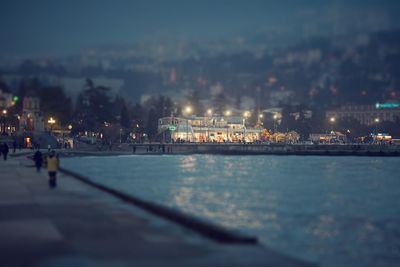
{"left": 0, "top": 0, "right": 399, "bottom": 57}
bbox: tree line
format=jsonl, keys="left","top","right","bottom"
{"left": 2, "top": 77, "right": 399, "bottom": 142}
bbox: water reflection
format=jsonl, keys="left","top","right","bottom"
{"left": 180, "top": 155, "right": 197, "bottom": 173}
{"left": 62, "top": 155, "right": 400, "bottom": 267}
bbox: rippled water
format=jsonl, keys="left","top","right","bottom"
{"left": 62, "top": 155, "right": 400, "bottom": 267}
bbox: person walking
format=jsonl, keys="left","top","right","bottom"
{"left": 12, "top": 140, "right": 17, "bottom": 153}
{"left": 33, "top": 150, "right": 43, "bottom": 172}
{"left": 2, "top": 143, "right": 9, "bottom": 160}
{"left": 47, "top": 151, "right": 59, "bottom": 188}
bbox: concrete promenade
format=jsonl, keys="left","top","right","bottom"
{"left": 0, "top": 152, "right": 315, "bottom": 267}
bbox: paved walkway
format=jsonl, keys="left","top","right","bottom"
{"left": 0, "top": 154, "right": 316, "bottom": 267}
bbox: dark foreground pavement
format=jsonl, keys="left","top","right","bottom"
{"left": 0, "top": 154, "right": 316, "bottom": 267}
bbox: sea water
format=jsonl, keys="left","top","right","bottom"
{"left": 61, "top": 155, "right": 400, "bottom": 267}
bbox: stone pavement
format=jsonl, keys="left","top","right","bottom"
{"left": 0, "top": 154, "right": 316, "bottom": 267}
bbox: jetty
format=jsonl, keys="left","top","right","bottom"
{"left": 0, "top": 151, "right": 315, "bottom": 267}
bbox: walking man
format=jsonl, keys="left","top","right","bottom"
{"left": 12, "top": 140, "right": 17, "bottom": 153}
{"left": 33, "top": 149, "right": 43, "bottom": 172}
{"left": 2, "top": 143, "right": 9, "bottom": 160}
{"left": 47, "top": 151, "right": 59, "bottom": 188}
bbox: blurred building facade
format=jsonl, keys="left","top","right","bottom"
{"left": 158, "top": 115, "right": 263, "bottom": 142}
{"left": 326, "top": 104, "right": 400, "bottom": 125}
{"left": 19, "top": 97, "right": 45, "bottom": 132}
{"left": 0, "top": 89, "right": 13, "bottom": 109}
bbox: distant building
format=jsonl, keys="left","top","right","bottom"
{"left": 158, "top": 115, "right": 263, "bottom": 143}
{"left": 169, "top": 68, "right": 177, "bottom": 83}
{"left": 0, "top": 89, "right": 13, "bottom": 109}
{"left": 310, "top": 132, "right": 347, "bottom": 143}
{"left": 326, "top": 104, "right": 400, "bottom": 125}
{"left": 19, "top": 97, "right": 45, "bottom": 132}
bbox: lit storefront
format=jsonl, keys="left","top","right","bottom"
{"left": 158, "top": 116, "right": 264, "bottom": 142}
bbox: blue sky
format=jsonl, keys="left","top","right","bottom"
{"left": 0, "top": 0, "right": 399, "bottom": 57}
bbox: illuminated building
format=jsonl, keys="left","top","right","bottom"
{"left": 158, "top": 115, "right": 264, "bottom": 143}
{"left": 19, "top": 97, "right": 45, "bottom": 132}
{"left": 0, "top": 89, "right": 13, "bottom": 109}
{"left": 326, "top": 104, "right": 400, "bottom": 125}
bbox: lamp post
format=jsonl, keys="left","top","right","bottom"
{"left": 329, "top": 117, "right": 336, "bottom": 132}
{"left": 225, "top": 110, "right": 231, "bottom": 142}
{"left": 243, "top": 111, "right": 250, "bottom": 142}
{"left": 374, "top": 118, "right": 380, "bottom": 137}
{"left": 273, "top": 114, "right": 278, "bottom": 133}
{"left": 258, "top": 113, "right": 264, "bottom": 126}
{"left": 2, "top": 109, "right": 7, "bottom": 134}
{"left": 48, "top": 117, "right": 56, "bottom": 134}
{"left": 185, "top": 106, "right": 192, "bottom": 142}
{"left": 207, "top": 109, "right": 212, "bottom": 142}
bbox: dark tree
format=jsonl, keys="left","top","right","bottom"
{"left": 186, "top": 90, "right": 204, "bottom": 115}
{"left": 213, "top": 93, "right": 229, "bottom": 115}
{"left": 120, "top": 103, "right": 131, "bottom": 130}
{"left": 142, "top": 95, "right": 175, "bottom": 140}
{"left": 38, "top": 86, "right": 73, "bottom": 126}
{"left": 74, "top": 79, "right": 114, "bottom": 131}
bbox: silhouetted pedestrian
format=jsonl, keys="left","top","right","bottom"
{"left": 12, "top": 140, "right": 17, "bottom": 153}
{"left": 2, "top": 143, "right": 9, "bottom": 160}
{"left": 47, "top": 151, "right": 59, "bottom": 188}
{"left": 33, "top": 150, "right": 43, "bottom": 172}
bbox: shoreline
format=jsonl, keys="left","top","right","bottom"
{"left": 10, "top": 143, "right": 400, "bottom": 158}
{"left": 1, "top": 155, "right": 314, "bottom": 267}
{"left": 63, "top": 143, "right": 400, "bottom": 157}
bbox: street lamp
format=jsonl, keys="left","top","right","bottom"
{"left": 374, "top": 118, "right": 380, "bottom": 136}
{"left": 329, "top": 117, "right": 335, "bottom": 132}
{"left": 225, "top": 110, "right": 232, "bottom": 142}
{"left": 207, "top": 109, "right": 213, "bottom": 142}
{"left": 48, "top": 117, "right": 56, "bottom": 133}
{"left": 273, "top": 114, "right": 278, "bottom": 133}
{"left": 185, "top": 106, "right": 192, "bottom": 142}
{"left": 1, "top": 109, "right": 7, "bottom": 134}
{"left": 243, "top": 111, "right": 250, "bottom": 142}
{"left": 257, "top": 113, "right": 264, "bottom": 126}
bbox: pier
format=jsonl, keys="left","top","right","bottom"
{"left": 0, "top": 152, "right": 315, "bottom": 267}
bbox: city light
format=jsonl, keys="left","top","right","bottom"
{"left": 2, "top": 109, "right": 7, "bottom": 115}
{"left": 329, "top": 117, "right": 336, "bottom": 123}
{"left": 243, "top": 111, "right": 250, "bottom": 117}
{"left": 185, "top": 106, "right": 192, "bottom": 114}
{"left": 48, "top": 117, "right": 56, "bottom": 133}
{"left": 225, "top": 110, "right": 231, "bottom": 116}
{"left": 68, "top": 124, "right": 73, "bottom": 130}
{"left": 273, "top": 114, "right": 278, "bottom": 120}
{"left": 48, "top": 117, "right": 56, "bottom": 124}
{"left": 185, "top": 106, "right": 192, "bottom": 142}
{"left": 259, "top": 114, "right": 263, "bottom": 118}
{"left": 374, "top": 118, "right": 380, "bottom": 123}
{"left": 207, "top": 109, "right": 213, "bottom": 115}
